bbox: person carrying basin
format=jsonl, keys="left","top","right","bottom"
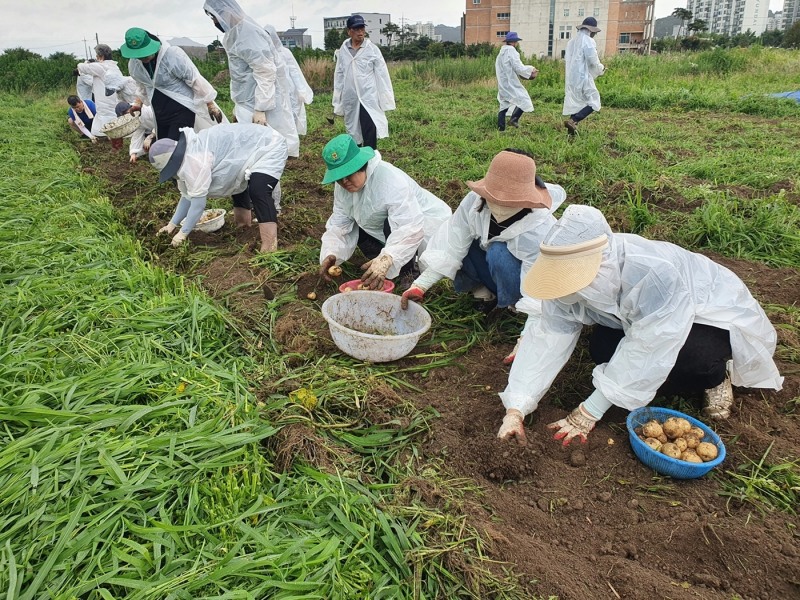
{"left": 149, "top": 123, "right": 288, "bottom": 252}
{"left": 496, "top": 205, "right": 784, "bottom": 447}
{"left": 318, "top": 134, "right": 452, "bottom": 291}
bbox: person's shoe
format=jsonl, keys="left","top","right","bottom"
{"left": 508, "top": 119, "right": 520, "bottom": 129}
{"left": 564, "top": 119, "right": 578, "bottom": 136}
{"left": 702, "top": 375, "right": 733, "bottom": 420}
{"left": 471, "top": 285, "right": 496, "bottom": 302}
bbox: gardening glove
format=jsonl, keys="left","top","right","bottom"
{"left": 252, "top": 110, "right": 268, "bottom": 126}
{"left": 171, "top": 230, "right": 189, "bottom": 247}
{"left": 400, "top": 285, "right": 425, "bottom": 310}
{"left": 130, "top": 153, "right": 138, "bottom": 163}
{"left": 157, "top": 223, "right": 177, "bottom": 236}
{"left": 497, "top": 409, "right": 527, "bottom": 446}
{"left": 207, "top": 103, "right": 223, "bottom": 123}
{"left": 361, "top": 254, "right": 393, "bottom": 290}
{"left": 547, "top": 403, "right": 599, "bottom": 447}
{"left": 529, "top": 69, "right": 538, "bottom": 80}
{"left": 502, "top": 336, "right": 522, "bottom": 365}
{"left": 143, "top": 134, "right": 155, "bottom": 152}
{"left": 90, "top": 135, "right": 98, "bottom": 144}
{"left": 319, "top": 254, "right": 338, "bottom": 280}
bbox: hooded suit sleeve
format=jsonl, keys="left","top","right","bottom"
{"left": 320, "top": 187, "right": 359, "bottom": 264}
{"left": 165, "top": 47, "right": 218, "bottom": 105}
{"left": 372, "top": 47, "right": 395, "bottom": 111}
{"left": 237, "top": 36, "right": 278, "bottom": 112}
{"left": 332, "top": 47, "right": 345, "bottom": 116}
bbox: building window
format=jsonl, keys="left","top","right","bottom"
{"left": 564, "top": 8, "right": 570, "bottom": 16}
{"left": 497, "top": 12, "right": 510, "bottom": 20}
{"left": 473, "top": 0, "right": 480, "bottom": 4}
{"left": 579, "top": 8, "right": 585, "bottom": 16}
{"left": 497, "top": 30, "right": 509, "bottom": 37}
{"left": 594, "top": 7, "right": 600, "bottom": 16}
{"left": 619, "top": 33, "right": 630, "bottom": 43}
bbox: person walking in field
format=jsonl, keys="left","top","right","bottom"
{"left": 333, "top": 15, "right": 395, "bottom": 150}
{"left": 496, "top": 205, "right": 784, "bottom": 447}
{"left": 149, "top": 123, "right": 288, "bottom": 252}
{"left": 318, "top": 134, "right": 451, "bottom": 291}
{"left": 495, "top": 32, "right": 538, "bottom": 131}
{"left": 203, "top": 0, "right": 300, "bottom": 157}
{"left": 562, "top": 17, "right": 605, "bottom": 136}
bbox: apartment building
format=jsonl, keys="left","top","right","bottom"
{"left": 783, "top": 0, "right": 800, "bottom": 29}
{"left": 464, "top": 0, "right": 512, "bottom": 45}
{"left": 685, "top": 0, "right": 769, "bottom": 35}
{"left": 323, "top": 13, "right": 391, "bottom": 46}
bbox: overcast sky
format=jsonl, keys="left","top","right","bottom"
{"left": 5, "top": 0, "right": 784, "bottom": 59}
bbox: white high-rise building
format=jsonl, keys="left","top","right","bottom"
{"left": 411, "top": 21, "right": 442, "bottom": 41}
{"left": 323, "top": 13, "right": 392, "bottom": 46}
{"left": 685, "top": 0, "right": 770, "bottom": 35}
{"left": 784, "top": 0, "right": 800, "bottom": 29}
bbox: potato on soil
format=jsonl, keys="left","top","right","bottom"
{"left": 306, "top": 292, "right": 317, "bottom": 300}
{"left": 327, "top": 265, "right": 343, "bottom": 277}
{"left": 696, "top": 442, "right": 719, "bottom": 462}
{"left": 642, "top": 420, "right": 664, "bottom": 439}
{"left": 645, "top": 437, "right": 662, "bottom": 451}
{"left": 661, "top": 442, "right": 681, "bottom": 459}
{"left": 681, "top": 450, "right": 703, "bottom": 463}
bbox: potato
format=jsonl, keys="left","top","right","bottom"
{"left": 673, "top": 437, "right": 688, "bottom": 453}
{"left": 661, "top": 443, "right": 681, "bottom": 459}
{"left": 689, "top": 426, "right": 705, "bottom": 440}
{"left": 327, "top": 265, "right": 343, "bottom": 277}
{"left": 657, "top": 433, "right": 669, "bottom": 444}
{"left": 644, "top": 437, "right": 662, "bottom": 452}
{"left": 663, "top": 417, "right": 691, "bottom": 439}
{"left": 696, "top": 442, "right": 719, "bottom": 462}
{"left": 681, "top": 450, "right": 703, "bottom": 463}
{"left": 642, "top": 420, "right": 664, "bottom": 439}
{"left": 683, "top": 434, "right": 701, "bottom": 449}
{"left": 306, "top": 292, "right": 317, "bottom": 300}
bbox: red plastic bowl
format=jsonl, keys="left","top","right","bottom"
{"left": 339, "top": 279, "right": 395, "bottom": 293}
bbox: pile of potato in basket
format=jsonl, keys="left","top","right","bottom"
{"left": 634, "top": 416, "right": 719, "bottom": 463}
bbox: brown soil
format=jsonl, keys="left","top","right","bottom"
{"left": 76, "top": 138, "right": 800, "bottom": 600}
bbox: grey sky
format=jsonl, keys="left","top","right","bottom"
{"left": 5, "top": 0, "right": 784, "bottom": 59}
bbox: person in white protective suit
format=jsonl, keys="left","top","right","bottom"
{"left": 401, "top": 149, "right": 566, "bottom": 365}
{"left": 333, "top": 14, "right": 395, "bottom": 150}
{"left": 318, "top": 134, "right": 452, "bottom": 291}
{"left": 265, "top": 25, "right": 314, "bottom": 136}
{"left": 120, "top": 28, "right": 225, "bottom": 143}
{"left": 495, "top": 32, "right": 538, "bottom": 131}
{"left": 75, "top": 60, "right": 94, "bottom": 102}
{"left": 562, "top": 17, "right": 605, "bottom": 136}
{"left": 103, "top": 71, "right": 142, "bottom": 106}
{"left": 497, "top": 205, "right": 784, "bottom": 447}
{"left": 203, "top": 0, "right": 300, "bottom": 158}
{"left": 149, "top": 123, "right": 288, "bottom": 252}
{"left": 76, "top": 44, "right": 127, "bottom": 148}
{"left": 115, "top": 101, "right": 156, "bottom": 164}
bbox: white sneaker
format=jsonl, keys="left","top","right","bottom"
{"left": 471, "top": 285, "right": 496, "bottom": 302}
{"left": 703, "top": 361, "right": 734, "bottom": 420}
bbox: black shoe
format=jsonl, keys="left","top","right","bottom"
{"left": 508, "top": 119, "right": 519, "bottom": 128}
{"left": 474, "top": 299, "right": 498, "bottom": 315}
{"left": 564, "top": 119, "right": 577, "bottom": 136}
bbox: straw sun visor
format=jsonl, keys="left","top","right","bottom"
{"left": 523, "top": 235, "right": 608, "bottom": 300}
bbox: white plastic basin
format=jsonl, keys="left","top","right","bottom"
{"left": 321, "top": 291, "right": 431, "bottom": 362}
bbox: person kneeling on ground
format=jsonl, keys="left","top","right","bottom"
{"left": 318, "top": 134, "right": 452, "bottom": 290}
{"left": 149, "top": 123, "right": 288, "bottom": 250}
{"left": 401, "top": 149, "right": 565, "bottom": 364}
{"left": 497, "top": 205, "right": 784, "bottom": 446}
{"left": 67, "top": 95, "right": 97, "bottom": 143}
{"left": 115, "top": 101, "right": 156, "bottom": 163}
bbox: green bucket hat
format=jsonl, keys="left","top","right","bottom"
{"left": 120, "top": 27, "right": 161, "bottom": 59}
{"left": 321, "top": 134, "right": 375, "bottom": 185}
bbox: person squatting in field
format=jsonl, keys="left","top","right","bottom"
{"left": 495, "top": 32, "right": 538, "bottom": 131}
{"left": 66, "top": 96, "right": 97, "bottom": 143}
{"left": 204, "top": 0, "right": 300, "bottom": 157}
{"left": 318, "top": 134, "right": 452, "bottom": 291}
{"left": 497, "top": 205, "right": 784, "bottom": 446}
{"left": 121, "top": 28, "right": 225, "bottom": 143}
{"left": 400, "top": 149, "right": 565, "bottom": 364}
{"left": 563, "top": 17, "right": 605, "bottom": 136}
{"left": 114, "top": 101, "right": 156, "bottom": 164}
{"left": 332, "top": 14, "right": 395, "bottom": 150}
{"left": 149, "top": 123, "right": 288, "bottom": 252}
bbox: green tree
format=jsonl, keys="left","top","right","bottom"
{"left": 672, "top": 8, "right": 693, "bottom": 37}
{"left": 783, "top": 21, "right": 800, "bottom": 48}
{"left": 760, "top": 28, "right": 784, "bottom": 47}
{"left": 324, "top": 28, "right": 347, "bottom": 51}
{"left": 381, "top": 22, "right": 401, "bottom": 48}
{"left": 688, "top": 19, "right": 708, "bottom": 35}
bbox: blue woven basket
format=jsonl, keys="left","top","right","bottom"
{"left": 627, "top": 407, "right": 726, "bottom": 479}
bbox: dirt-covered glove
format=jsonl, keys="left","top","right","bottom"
{"left": 497, "top": 409, "right": 527, "bottom": 446}
{"left": 90, "top": 135, "right": 98, "bottom": 144}
{"left": 252, "top": 110, "right": 268, "bottom": 126}
{"left": 361, "top": 254, "right": 393, "bottom": 290}
{"left": 207, "top": 103, "right": 223, "bottom": 123}
{"left": 502, "top": 336, "right": 522, "bottom": 365}
{"left": 319, "top": 254, "right": 338, "bottom": 280}
{"left": 529, "top": 69, "right": 539, "bottom": 80}
{"left": 171, "top": 230, "right": 189, "bottom": 247}
{"left": 400, "top": 285, "right": 425, "bottom": 310}
{"left": 129, "top": 153, "right": 138, "bottom": 163}
{"left": 157, "top": 223, "right": 177, "bottom": 236}
{"left": 547, "top": 403, "right": 599, "bottom": 447}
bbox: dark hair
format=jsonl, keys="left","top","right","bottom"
{"left": 357, "top": 163, "right": 368, "bottom": 174}
{"left": 67, "top": 95, "right": 80, "bottom": 106}
{"left": 503, "top": 147, "right": 546, "bottom": 188}
{"left": 146, "top": 31, "right": 161, "bottom": 42}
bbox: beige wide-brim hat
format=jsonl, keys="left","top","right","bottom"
{"left": 523, "top": 205, "right": 611, "bottom": 300}
{"left": 467, "top": 151, "right": 552, "bottom": 210}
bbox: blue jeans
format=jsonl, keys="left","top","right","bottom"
{"left": 453, "top": 240, "right": 522, "bottom": 308}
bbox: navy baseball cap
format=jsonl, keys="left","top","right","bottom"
{"left": 347, "top": 15, "right": 366, "bottom": 29}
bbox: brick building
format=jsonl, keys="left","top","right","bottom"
{"left": 464, "top": 0, "right": 513, "bottom": 45}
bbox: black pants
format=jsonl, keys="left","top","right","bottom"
{"left": 358, "top": 104, "right": 377, "bottom": 150}
{"left": 497, "top": 107, "right": 524, "bottom": 131}
{"left": 231, "top": 173, "right": 279, "bottom": 224}
{"left": 357, "top": 219, "right": 416, "bottom": 277}
{"left": 152, "top": 89, "right": 196, "bottom": 142}
{"left": 589, "top": 323, "right": 732, "bottom": 395}
{"left": 571, "top": 106, "right": 595, "bottom": 124}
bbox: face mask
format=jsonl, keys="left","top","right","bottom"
{"left": 487, "top": 202, "right": 521, "bottom": 222}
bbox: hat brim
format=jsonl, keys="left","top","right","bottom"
{"left": 466, "top": 179, "right": 552, "bottom": 210}
{"left": 120, "top": 38, "right": 161, "bottom": 59}
{"left": 522, "top": 240, "right": 606, "bottom": 300}
{"left": 580, "top": 25, "right": 601, "bottom": 33}
{"left": 321, "top": 146, "right": 375, "bottom": 184}
{"left": 159, "top": 132, "right": 187, "bottom": 183}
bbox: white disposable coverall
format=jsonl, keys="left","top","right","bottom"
{"left": 204, "top": 0, "right": 299, "bottom": 157}
{"left": 501, "top": 213, "right": 784, "bottom": 417}
{"left": 563, "top": 29, "right": 605, "bottom": 115}
{"left": 495, "top": 44, "right": 535, "bottom": 114}
{"left": 103, "top": 72, "right": 141, "bottom": 105}
{"left": 333, "top": 38, "right": 395, "bottom": 145}
{"left": 418, "top": 186, "right": 566, "bottom": 312}
{"left": 129, "top": 106, "right": 156, "bottom": 158}
{"left": 320, "top": 152, "right": 452, "bottom": 280}
{"left": 128, "top": 41, "right": 220, "bottom": 131}
{"left": 76, "top": 73, "right": 93, "bottom": 101}
{"left": 77, "top": 59, "right": 125, "bottom": 136}
{"left": 280, "top": 45, "right": 314, "bottom": 136}
{"left": 170, "top": 124, "right": 288, "bottom": 233}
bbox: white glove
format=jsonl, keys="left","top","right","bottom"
{"left": 547, "top": 403, "right": 599, "bottom": 447}
{"left": 171, "top": 230, "right": 189, "bottom": 247}
{"left": 157, "top": 223, "right": 177, "bottom": 236}
{"left": 252, "top": 111, "right": 267, "bottom": 126}
{"left": 90, "top": 135, "right": 98, "bottom": 144}
{"left": 497, "top": 409, "right": 527, "bottom": 446}
{"left": 360, "top": 254, "right": 393, "bottom": 290}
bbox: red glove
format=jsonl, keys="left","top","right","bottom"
{"left": 400, "top": 285, "right": 424, "bottom": 309}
